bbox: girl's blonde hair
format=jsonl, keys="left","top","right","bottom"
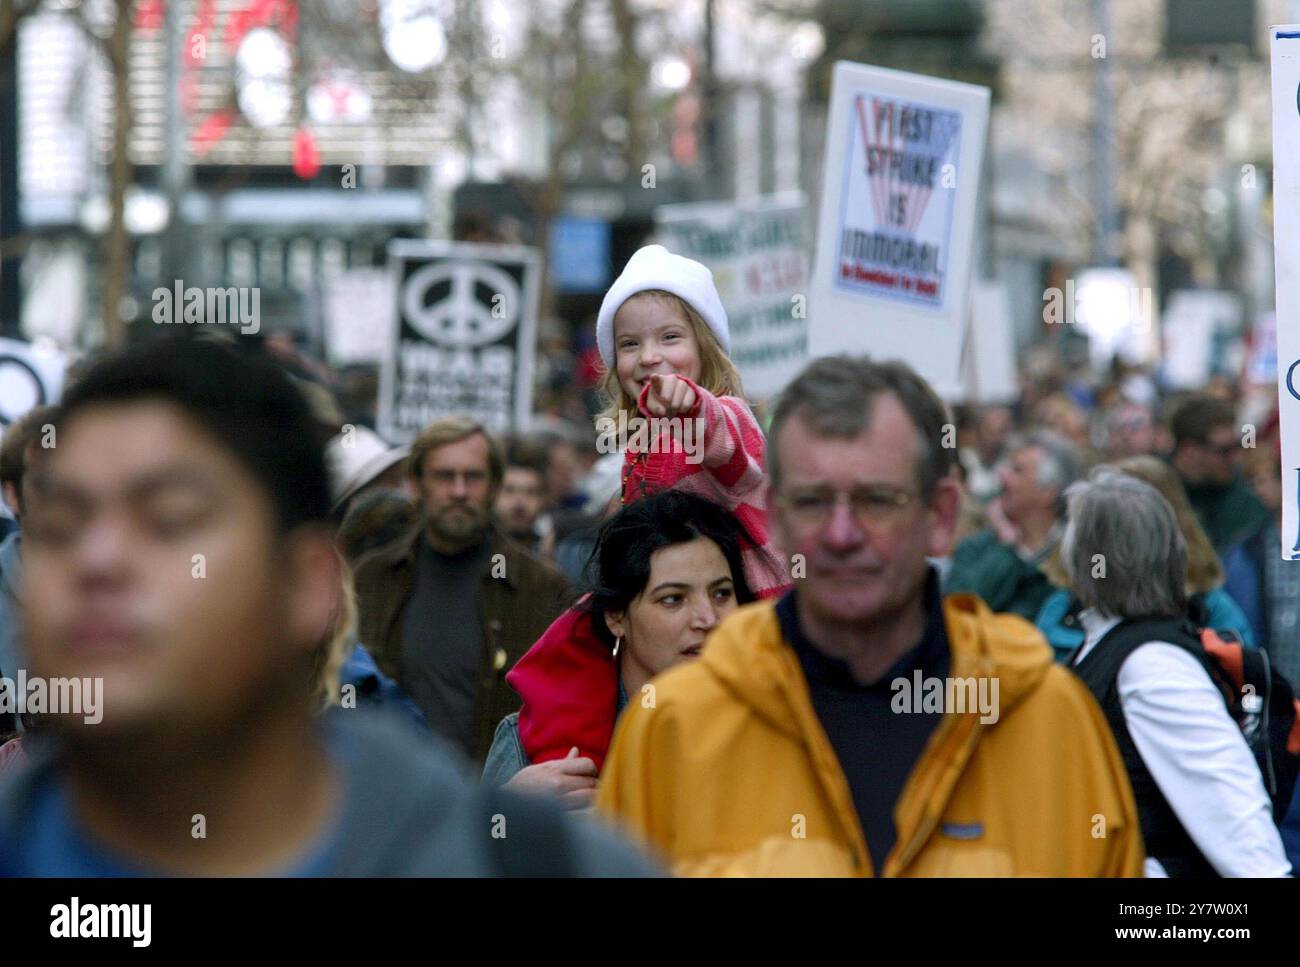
{"left": 311, "top": 551, "right": 358, "bottom": 711}
{"left": 596, "top": 289, "right": 744, "bottom": 425}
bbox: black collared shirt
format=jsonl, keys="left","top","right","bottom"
{"left": 777, "top": 569, "right": 950, "bottom": 874}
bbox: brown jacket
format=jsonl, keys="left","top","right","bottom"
{"left": 353, "top": 524, "right": 572, "bottom": 762}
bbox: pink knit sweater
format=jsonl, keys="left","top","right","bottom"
{"left": 620, "top": 377, "right": 791, "bottom": 598}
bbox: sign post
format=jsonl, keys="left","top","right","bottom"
{"left": 808, "top": 62, "right": 989, "bottom": 397}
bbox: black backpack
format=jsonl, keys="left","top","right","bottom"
{"left": 1099, "top": 610, "right": 1300, "bottom": 822}
{"left": 1194, "top": 624, "right": 1300, "bottom": 821}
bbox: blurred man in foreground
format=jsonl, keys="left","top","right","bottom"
{"left": 0, "top": 337, "right": 653, "bottom": 876}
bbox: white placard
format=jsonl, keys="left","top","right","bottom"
{"left": 323, "top": 268, "right": 394, "bottom": 366}
{"left": 1161, "top": 290, "right": 1239, "bottom": 391}
{"left": 959, "top": 281, "right": 1017, "bottom": 405}
{"left": 378, "top": 240, "right": 540, "bottom": 442}
{"left": 1270, "top": 25, "right": 1300, "bottom": 560}
{"left": 809, "top": 62, "right": 989, "bottom": 397}
{"left": 655, "top": 193, "right": 808, "bottom": 400}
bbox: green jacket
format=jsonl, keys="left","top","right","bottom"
{"left": 1184, "top": 474, "right": 1272, "bottom": 554}
{"left": 944, "top": 528, "right": 1056, "bottom": 621}
{"left": 353, "top": 524, "right": 572, "bottom": 763}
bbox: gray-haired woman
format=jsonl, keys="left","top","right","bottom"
{"left": 1061, "top": 468, "right": 1289, "bottom": 877}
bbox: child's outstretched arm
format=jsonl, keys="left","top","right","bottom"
{"left": 637, "top": 374, "right": 765, "bottom": 498}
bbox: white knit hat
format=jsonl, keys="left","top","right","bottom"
{"left": 595, "top": 245, "right": 729, "bottom": 366}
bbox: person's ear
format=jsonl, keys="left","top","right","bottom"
{"left": 283, "top": 527, "right": 342, "bottom": 654}
{"left": 926, "top": 475, "right": 963, "bottom": 559}
{"left": 604, "top": 609, "right": 627, "bottom": 642}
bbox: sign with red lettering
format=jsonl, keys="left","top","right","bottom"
{"left": 810, "top": 62, "right": 989, "bottom": 396}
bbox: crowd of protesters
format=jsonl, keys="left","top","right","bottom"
{"left": 0, "top": 242, "right": 1295, "bottom": 877}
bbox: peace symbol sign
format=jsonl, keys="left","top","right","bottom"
{"left": 401, "top": 259, "right": 521, "bottom": 348}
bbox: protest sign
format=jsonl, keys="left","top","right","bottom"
{"left": 379, "top": 240, "right": 539, "bottom": 441}
{"left": 809, "top": 62, "right": 989, "bottom": 397}
{"left": 656, "top": 193, "right": 808, "bottom": 399}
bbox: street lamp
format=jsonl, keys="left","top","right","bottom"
{"left": 381, "top": 0, "right": 447, "bottom": 73}
{"left": 236, "top": 27, "right": 293, "bottom": 128}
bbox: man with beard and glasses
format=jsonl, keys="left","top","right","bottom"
{"left": 354, "top": 417, "right": 571, "bottom": 763}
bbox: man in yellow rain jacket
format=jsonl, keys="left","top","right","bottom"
{"left": 597, "top": 356, "right": 1143, "bottom": 877}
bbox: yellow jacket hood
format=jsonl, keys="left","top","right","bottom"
{"left": 698, "top": 593, "right": 1053, "bottom": 740}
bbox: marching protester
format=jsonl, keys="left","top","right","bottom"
{"left": 944, "top": 429, "right": 1081, "bottom": 620}
{"left": 336, "top": 489, "right": 419, "bottom": 568}
{"left": 532, "top": 420, "right": 591, "bottom": 516}
{"left": 0, "top": 337, "right": 655, "bottom": 876}
{"left": 595, "top": 243, "right": 791, "bottom": 597}
{"left": 353, "top": 416, "right": 572, "bottom": 763}
{"left": 494, "top": 434, "right": 555, "bottom": 558}
{"left": 325, "top": 424, "right": 411, "bottom": 521}
{"left": 484, "top": 244, "right": 798, "bottom": 793}
{"left": 1231, "top": 423, "right": 1300, "bottom": 691}
{"left": 1035, "top": 455, "right": 1256, "bottom": 660}
{"left": 1171, "top": 395, "right": 1272, "bottom": 555}
{"left": 313, "top": 545, "right": 427, "bottom": 732}
{"left": 1101, "top": 401, "right": 1158, "bottom": 461}
{"left": 597, "top": 355, "right": 1143, "bottom": 876}
{"left": 957, "top": 404, "right": 1012, "bottom": 505}
{"left": 1060, "top": 469, "right": 1291, "bottom": 877}
{"left": 483, "top": 490, "right": 757, "bottom": 802}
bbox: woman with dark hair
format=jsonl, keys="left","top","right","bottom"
{"left": 482, "top": 490, "right": 756, "bottom": 806}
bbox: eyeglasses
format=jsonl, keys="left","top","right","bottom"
{"left": 775, "top": 485, "right": 919, "bottom": 530}
{"left": 423, "top": 469, "right": 489, "bottom": 487}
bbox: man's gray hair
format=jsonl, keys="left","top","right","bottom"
{"left": 1010, "top": 429, "right": 1081, "bottom": 514}
{"left": 1060, "top": 468, "right": 1187, "bottom": 619}
{"left": 768, "top": 355, "right": 954, "bottom": 497}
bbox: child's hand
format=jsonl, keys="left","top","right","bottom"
{"left": 644, "top": 374, "right": 698, "bottom": 418}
